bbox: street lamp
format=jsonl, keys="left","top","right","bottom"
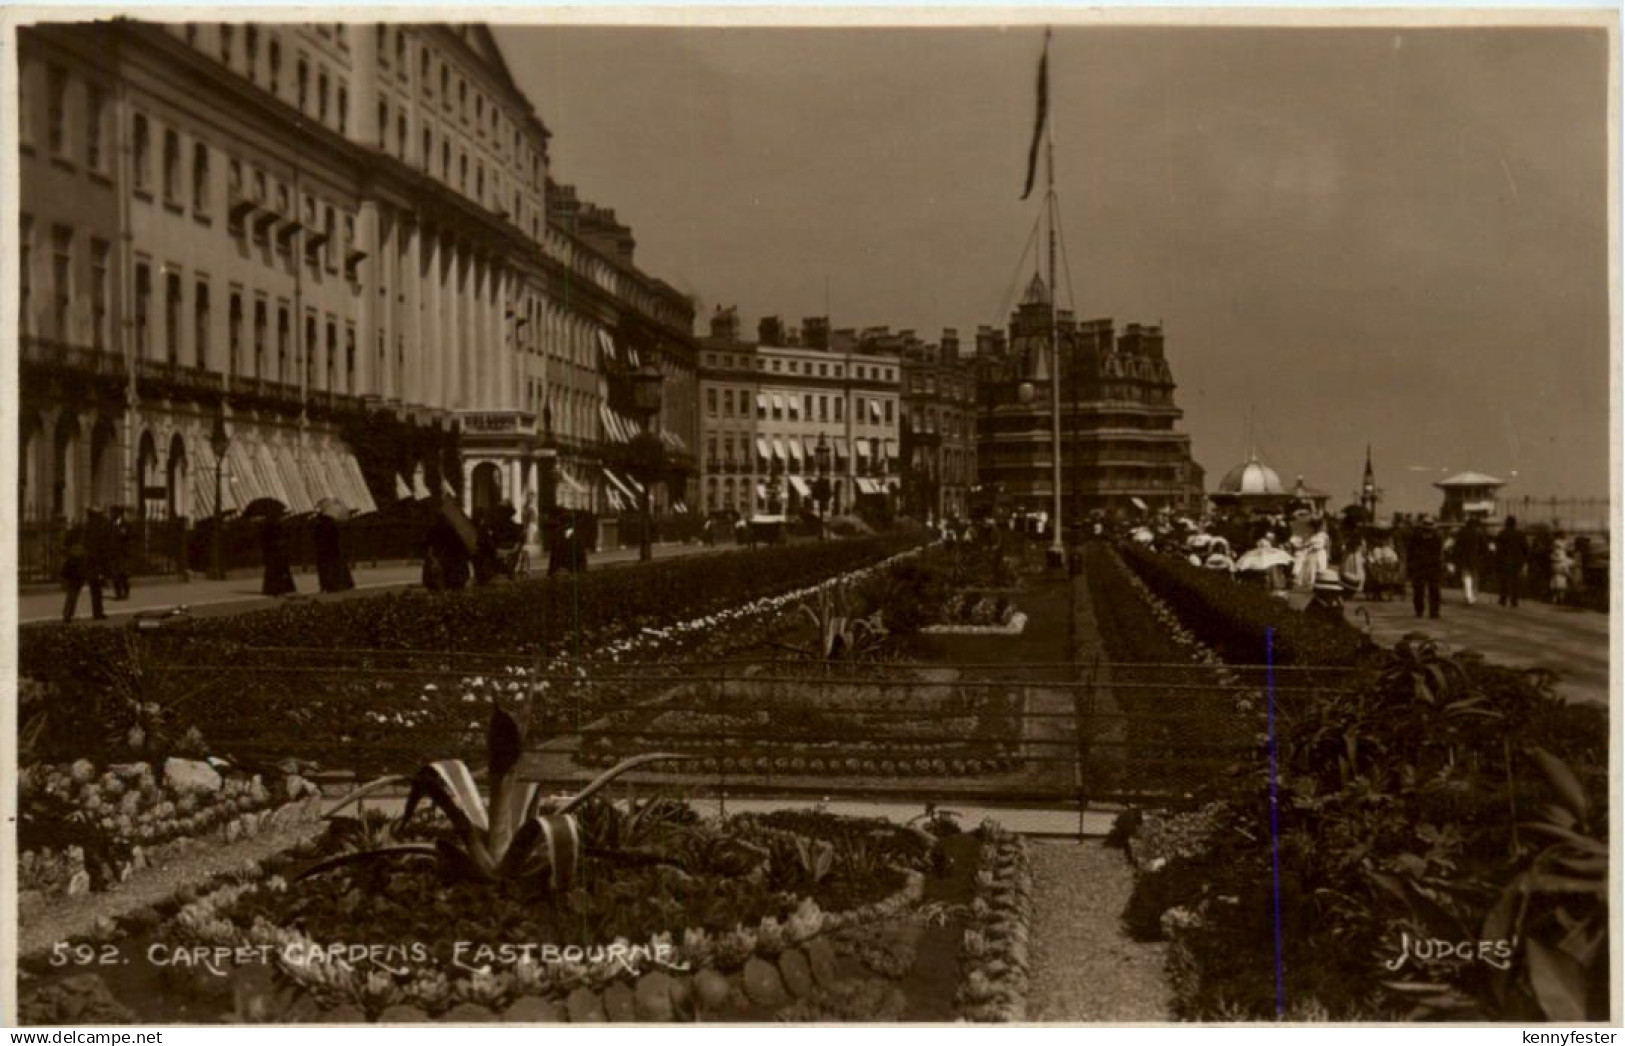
{"left": 207, "top": 409, "right": 231, "bottom": 580}
{"left": 627, "top": 361, "right": 664, "bottom": 562}
{"left": 812, "top": 433, "right": 833, "bottom": 538}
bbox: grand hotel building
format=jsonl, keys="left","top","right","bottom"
{"left": 16, "top": 20, "right": 697, "bottom": 572}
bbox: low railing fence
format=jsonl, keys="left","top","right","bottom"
{"left": 142, "top": 652, "right": 1359, "bottom": 809}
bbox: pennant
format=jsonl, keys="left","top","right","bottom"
{"left": 1021, "top": 30, "right": 1052, "bottom": 201}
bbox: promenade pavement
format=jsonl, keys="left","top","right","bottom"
{"left": 1296, "top": 589, "right": 1610, "bottom": 707}
{"left": 17, "top": 540, "right": 731, "bottom": 627}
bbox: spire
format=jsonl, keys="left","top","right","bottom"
{"left": 1022, "top": 272, "right": 1050, "bottom": 306}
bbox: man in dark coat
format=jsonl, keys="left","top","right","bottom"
{"left": 1495, "top": 516, "right": 1529, "bottom": 608}
{"left": 1406, "top": 516, "right": 1445, "bottom": 620}
{"left": 61, "top": 511, "right": 109, "bottom": 623}
{"left": 423, "top": 512, "right": 471, "bottom": 590}
{"left": 107, "top": 506, "right": 133, "bottom": 600}
{"left": 1453, "top": 517, "right": 1487, "bottom": 606}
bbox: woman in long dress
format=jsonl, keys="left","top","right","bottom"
{"left": 314, "top": 512, "right": 355, "bottom": 593}
{"left": 260, "top": 511, "right": 297, "bottom": 596}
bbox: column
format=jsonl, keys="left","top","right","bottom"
{"left": 356, "top": 200, "right": 378, "bottom": 397}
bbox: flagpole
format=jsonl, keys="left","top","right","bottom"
{"left": 1046, "top": 47, "right": 1064, "bottom": 564}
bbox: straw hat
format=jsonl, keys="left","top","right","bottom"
{"left": 1313, "top": 569, "right": 1345, "bottom": 594}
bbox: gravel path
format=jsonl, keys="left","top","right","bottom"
{"left": 19, "top": 804, "right": 327, "bottom": 959}
{"left": 1027, "top": 841, "right": 1171, "bottom": 1022}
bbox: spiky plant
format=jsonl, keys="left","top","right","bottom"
{"left": 300, "top": 707, "right": 688, "bottom": 889}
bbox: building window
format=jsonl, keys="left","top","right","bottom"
{"left": 885, "top": 399, "right": 894, "bottom": 423}
{"left": 133, "top": 114, "right": 151, "bottom": 191}
{"left": 378, "top": 100, "right": 388, "bottom": 137}
{"left": 195, "top": 280, "right": 211, "bottom": 369}
{"left": 325, "top": 321, "right": 338, "bottom": 390}
{"left": 51, "top": 226, "right": 72, "bottom": 340}
{"left": 337, "top": 87, "right": 348, "bottom": 134}
{"left": 440, "top": 63, "right": 449, "bottom": 102}
{"left": 458, "top": 78, "right": 467, "bottom": 120}
{"left": 162, "top": 129, "right": 181, "bottom": 203}
{"left": 442, "top": 141, "right": 450, "bottom": 180}
{"left": 228, "top": 292, "right": 243, "bottom": 376}
{"left": 706, "top": 388, "right": 717, "bottom": 416}
{"left": 277, "top": 305, "right": 290, "bottom": 382}
{"left": 317, "top": 72, "right": 329, "bottom": 123}
{"left": 253, "top": 299, "right": 267, "bottom": 377}
{"left": 304, "top": 315, "right": 317, "bottom": 387}
{"left": 475, "top": 162, "right": 484, "bottom": 202}
{"left": 345, "top": 325, "right": 357, "bottom": 393}
{"left": 46, "top": 65, "right": 67, "bottom": 156}
{"left": 722, "top": 389, "right": 733, "bottom": 417}
{"left": 219, "top": 24, "right": 233, "bottom": 65}
{"left": 192, "top": 142, "right": 210, "bottom": 214}
{"left": 398, "top": 113, "right": 408, "bottom": 158}
{"left": 422, "top": 128, "right": 432, "bottom": 170}
{"left": 269, "top": 38, "right": 281, "bottom": 94}
{"left": 804, "top": 394, "right": 813, "bottom": 419}
{"left": 86, "top": 85, "right": 106, "bottom": 171}
{"left": 165, "top": 272, "right": 183, "bottom": 364}
{"left": 421, "top": 49, "right": 431, "bottom": 91}
{"left": 834, "top": 398, "right": 843, "bottom": 422}
{"left": 91, "top": 238, "right": 109, "bottom": 350}
{"left": 297, "top": 59, "right": 309, "bottom": 112}
{"left": 245, "top": 26, "right": 259, "bottom": 75}
{"left": 396, "top": 31, "right": 407, "bottom": 71}
{"left": 819, "top": 394, "right": 828, "bottom": 421}
{"left": 134, "top": 262, "right": 151, "bottom": 358}
{"left": 459, "top": 153, "right": 467, "bottom": 192}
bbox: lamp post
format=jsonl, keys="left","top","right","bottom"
{"left": 813, "top": 433, "right": 833, "bottom": 539}
{"left": 207, "top": 409, "right": 231, "bottom": 580}
{"left": 627, "top": 361, "right": 664, "bottom": 563}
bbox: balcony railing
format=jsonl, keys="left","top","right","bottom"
{"left": 21, "top": 337, "right": 128, "bottom": 381}
{"left": 458, "top": 409, "right": 539, "bottom": 437}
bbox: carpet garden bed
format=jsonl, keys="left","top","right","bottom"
{"left": 17, "top": 803, "right": 1032, "bottom": 1024}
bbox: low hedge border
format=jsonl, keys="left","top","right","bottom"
{"left": 1117, "top": 542, "right": 1372, "bottom": 668}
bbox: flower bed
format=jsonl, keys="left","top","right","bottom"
{"left": 1113, "top": 636, "right": 1610, "bottom": 1021}
{"left": 575, "top": 664, "right": 1024, "bottom": 779}
{"left": 18, "top": 757, "right": 320, "bottom": 907}
{"left": 955, "top": 822, "right": 1033, "bottom": 1021}
{"left": 18, "top": 535, "right": 926, "bottom": 766}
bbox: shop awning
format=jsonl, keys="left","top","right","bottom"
{"left": 596, "top": 330, "right": 617, "bottom": 369}
{"left": 789, "top": 438, "right": 805, "bottom": 463}
{"left": 856, "top": 477, "right": 883, "bottom": 495}
{"left": 395, "top": 474, "right": 414, "bottom": 501}
{"left": 771, "top": 393, "right": 785, "bottom": 414}
{"left": 772, "top": 437, "right": 787, "bottom": 461}
{"left": 756, "top": 483, "right": 769, "bottom": 501}
{"left": 855, "top": 439, "right": 871, "bottom": 458}
{"left": 883, "top": 439, "right": 898, "bottom": 460}
{"left": 869, "top": 400, "right": 882, "bottom": 422}
{"left": 788, "top": 476, "right": 812, "bottom": 497}
{"left": 756, "top": 393, "right": 768, "bottom": 413}
{"left": 603, "top": 468, "right": 638, "bottom": 501}
{"left": 605, "top": 486, "right": 627, "bottom": 512}
{"left": 411, "top": 466, "right": 432, "bottom": 501}
{"left": 756, "top": 437, "right": 772, "bottom": 461}
{"left": 558, "top": 469, "right": 587, "bottom": 494}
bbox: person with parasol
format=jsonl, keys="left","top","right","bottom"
{"left": 314, "top": 498, "right": 356, "bottom": 593}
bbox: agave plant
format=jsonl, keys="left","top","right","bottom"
{"left": 793, "top": 583, "right": 886, "bottom": 661}
{"left": 300, "top": 707, "right": 688, "bottom": 889}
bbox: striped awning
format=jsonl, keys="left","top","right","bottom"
{"left": 772, "top": 437, "right": 787, "bottom": 461}
{"left": 596, "top": 330, "right": 617, "bottom": 368}
{"left": 883, "top": 439, "right": 899, "bottom": 460}
{"left": 395, "top": 474, "right": 414, "bottom": 501}
{"left": 756, "top": 437, "right": 772, "bottom": 460}
{"left": 789, "top": 475, "right": 812, "bottom": 497}
{"left": 605, "top": 485, "right": 627, "bottom": 511}
{"left": 603, "top": 468, "right": 639, "bottom": 502}
{"left": 756, "top": 393, "right": 768, "bottom": 413}
{"left": 855, "top": 439, "right": 871, "bottom": 458}
{"left": 789, "top": 438, "right": 805, "bottom": 463}
{"left": 771, "top": 394, "right": 785, "bottom": 414}
{"left": 411, "top": 466, "right": 432, "bottom": 500}
{"left": 756, "top": 483, "right": 769, "bottom": 500}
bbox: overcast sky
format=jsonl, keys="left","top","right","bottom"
{"left": 497, "top": 23, "right": 1611, "bottom": 513}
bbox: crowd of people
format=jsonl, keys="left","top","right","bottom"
{"left": 1107, "top": 505, "right": 1601, "bottom": 625}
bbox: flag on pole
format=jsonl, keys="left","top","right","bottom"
{"left": 1021, "top": 29, "right": 1052, "bottom": 201}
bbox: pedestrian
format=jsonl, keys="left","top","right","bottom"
{"left": 1406, "top": 515, "right": 1445, "bottom": 619}
{"left": 313, "top": 510, "right": 355, "bottom": 593}
{"left": 61, "top": 510, "right": 109, "bottom": 623}
{"left": 1453, "top": 517, "right": 1486, "bottom": 606}
{"left": 1548, "top": 533, "right": 1571, "bottom": 607}
{"left": 107, "top": 505, "right": 133, "bottom": 600}
{"left": 423, "top": 510, "right": 471, "bottom": 590}
{"left": 260, "top": 508, "right": 297, "bottom": 596}
{"left": 1305, "top": 568, "right": 1349, "bottom": 628}
{"left": 1340, "top": 536, "right": 1368, "bottom": 601}
{"left": 1494, "top": 516, "right": 1528, "bottom": 607}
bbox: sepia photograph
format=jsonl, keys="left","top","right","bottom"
{"left": 4, "top": 8, "right": 1617, "bottom": 1029}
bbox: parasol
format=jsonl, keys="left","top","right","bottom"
{"left": 1235, "top": 547, "right": 1295, "bottom": 573}
{"left": 317, "top": 498, "right": 352, "bottom": 521}
{"left": 241, "top": 497, "right": 287, "bottom": 520}
{"left": 1187, "top": 533, "right": 1213, "bottom": 550}
{"left": 1131, "top": 527, "right": 1156, "bottom": 545}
